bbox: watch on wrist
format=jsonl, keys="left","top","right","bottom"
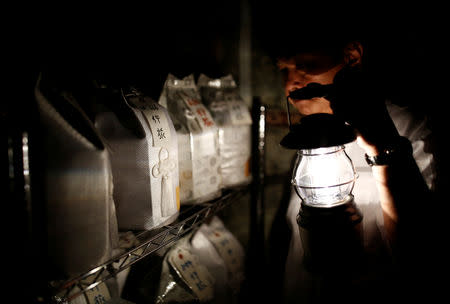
{"left": 365, "top": 136, "right": 413, "bottom": 166}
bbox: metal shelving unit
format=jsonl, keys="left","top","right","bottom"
{"left": 8, "top": 96, "right": 265, "bottom": 304}
{"left": 49, "top": 186, "right": 250, "bottom": 303}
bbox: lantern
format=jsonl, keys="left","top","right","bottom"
{"left": 280, "top": 113, "right": 357, "bottom": 207}
{"left": 281, "top": 91, "right": 365, "bottom": 274}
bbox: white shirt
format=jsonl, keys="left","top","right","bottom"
{"left": 282, "top": 100, "right": 435, "bottom": 303}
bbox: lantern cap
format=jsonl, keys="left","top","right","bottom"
{"left": 280, "top": 113, "right": 356, "bottom": 149}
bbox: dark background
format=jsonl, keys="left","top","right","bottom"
{"left": 9, "top": 0, "right": 450, "bottom": 253}
{"left": 21, "top": 2, "right": 448, "bottom": 109}
{"left": 4, "top": 1, "right": 449, "bottom": 302}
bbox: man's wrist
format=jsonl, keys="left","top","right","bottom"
{"left": 364, "top": 136, "right": 413, "bottom": 166}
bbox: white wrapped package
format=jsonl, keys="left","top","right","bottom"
{"left": 200, "top": 216, "right": 246, "bottom": 293}
{"left": 159, "top": 74, "right": 221, "bottom": 204}
{"left": 94, "top": 87, "right": 179, "bottom": 230}
{"left": 162, "top": 235, "right": 215, "bottom": 303}
{"left": 34, "top": 75, "right": 119, "bottom": 278}
{"left": 198, "top": 74, "right": 252, "bottom": 188}
{"left": 190, "top": 216, "right": 246, "bottom": 302}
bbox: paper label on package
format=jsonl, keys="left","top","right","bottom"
{"left": 192, "top": 130, "right": 221, "bottom": 198}
{"left": 193, "top": 131, "right": 217, "bottom": 157}
{"left": 168, "top": 247, "right": 214, "bottom": 301}
{"left": 142, "top": 104, "right": 172, "bottom": 149}
{"left": 126, "top": 92, "right": 178, "bottom": 214}
{"left": 84, "top": 282, "right": 110, "bottom": 304}
{"left": 205, "top": 228, "right": 244, "bottom": 275}
{"left": 192, "top": 156, "right": 220, "bottom": 199}
{"left": 125, "top": 93, "right": 171, "bottom": 148}
{"left": 228, "top": 100, "right": 252, "bottom": 125}
{"left": 181, "top": 95, "right": 216, "bottom": 131}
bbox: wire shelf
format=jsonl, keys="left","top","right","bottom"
{"left": 50, "top": 186, "right": 250, "bottom": 303}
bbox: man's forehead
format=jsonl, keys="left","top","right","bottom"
{"left": 277, "top": 51, "right": 337, "bottom": 67}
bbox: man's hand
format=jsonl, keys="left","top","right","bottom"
{"left": 329, "top": 66, "right": 400, "bottom": 152}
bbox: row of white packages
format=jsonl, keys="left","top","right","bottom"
{"left": 95, "top": 73, "right": 253, "bottom": 231}
{"left": 158, "top": 73, "right": 252, "bottom": 205}
{"left": 34, "top": 71, "right": 251, "bottom": 281}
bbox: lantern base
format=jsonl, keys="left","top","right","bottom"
{"left": 297, "top": 195, "right": 365, "bottom": 275}
{"left": 297, "top": 193, "right": 355, "bottom": 208}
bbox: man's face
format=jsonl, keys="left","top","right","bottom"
{"left": 277, "top": 51, "right": 344, "bottom": 115}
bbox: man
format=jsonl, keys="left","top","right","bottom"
{"left": 253, "top": 4, "right": 443, "bottom": 303}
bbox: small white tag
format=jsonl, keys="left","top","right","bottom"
{"left": 204, "top": 223, "right": 245, "bottom": 290}
{"left": 168, "top": 246, "right": 215, "bottom": 302}
{"left": 127, "top": 95, "right": 172, "bottom": 148}
{"left": 84, "top": 282, "right": 110, "bottom": 304}
{"left": 205, "top": 228, "right": 244, "bottom": 275}
{"left": 125, "top": 91, "right": 179, "bottom": 214}
{"left": 228, "top": 99, "right": 252, "bottom": 125}
{"left": 180, "top": 92, "right": 216, "bottom": 131}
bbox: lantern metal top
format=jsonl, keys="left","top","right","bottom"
{"left": 280, "top": 113, "right": 356, "bottom": 150}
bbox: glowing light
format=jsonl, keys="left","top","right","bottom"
{"left": 292, "top": 145, "right": 356, "bottom": 207}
